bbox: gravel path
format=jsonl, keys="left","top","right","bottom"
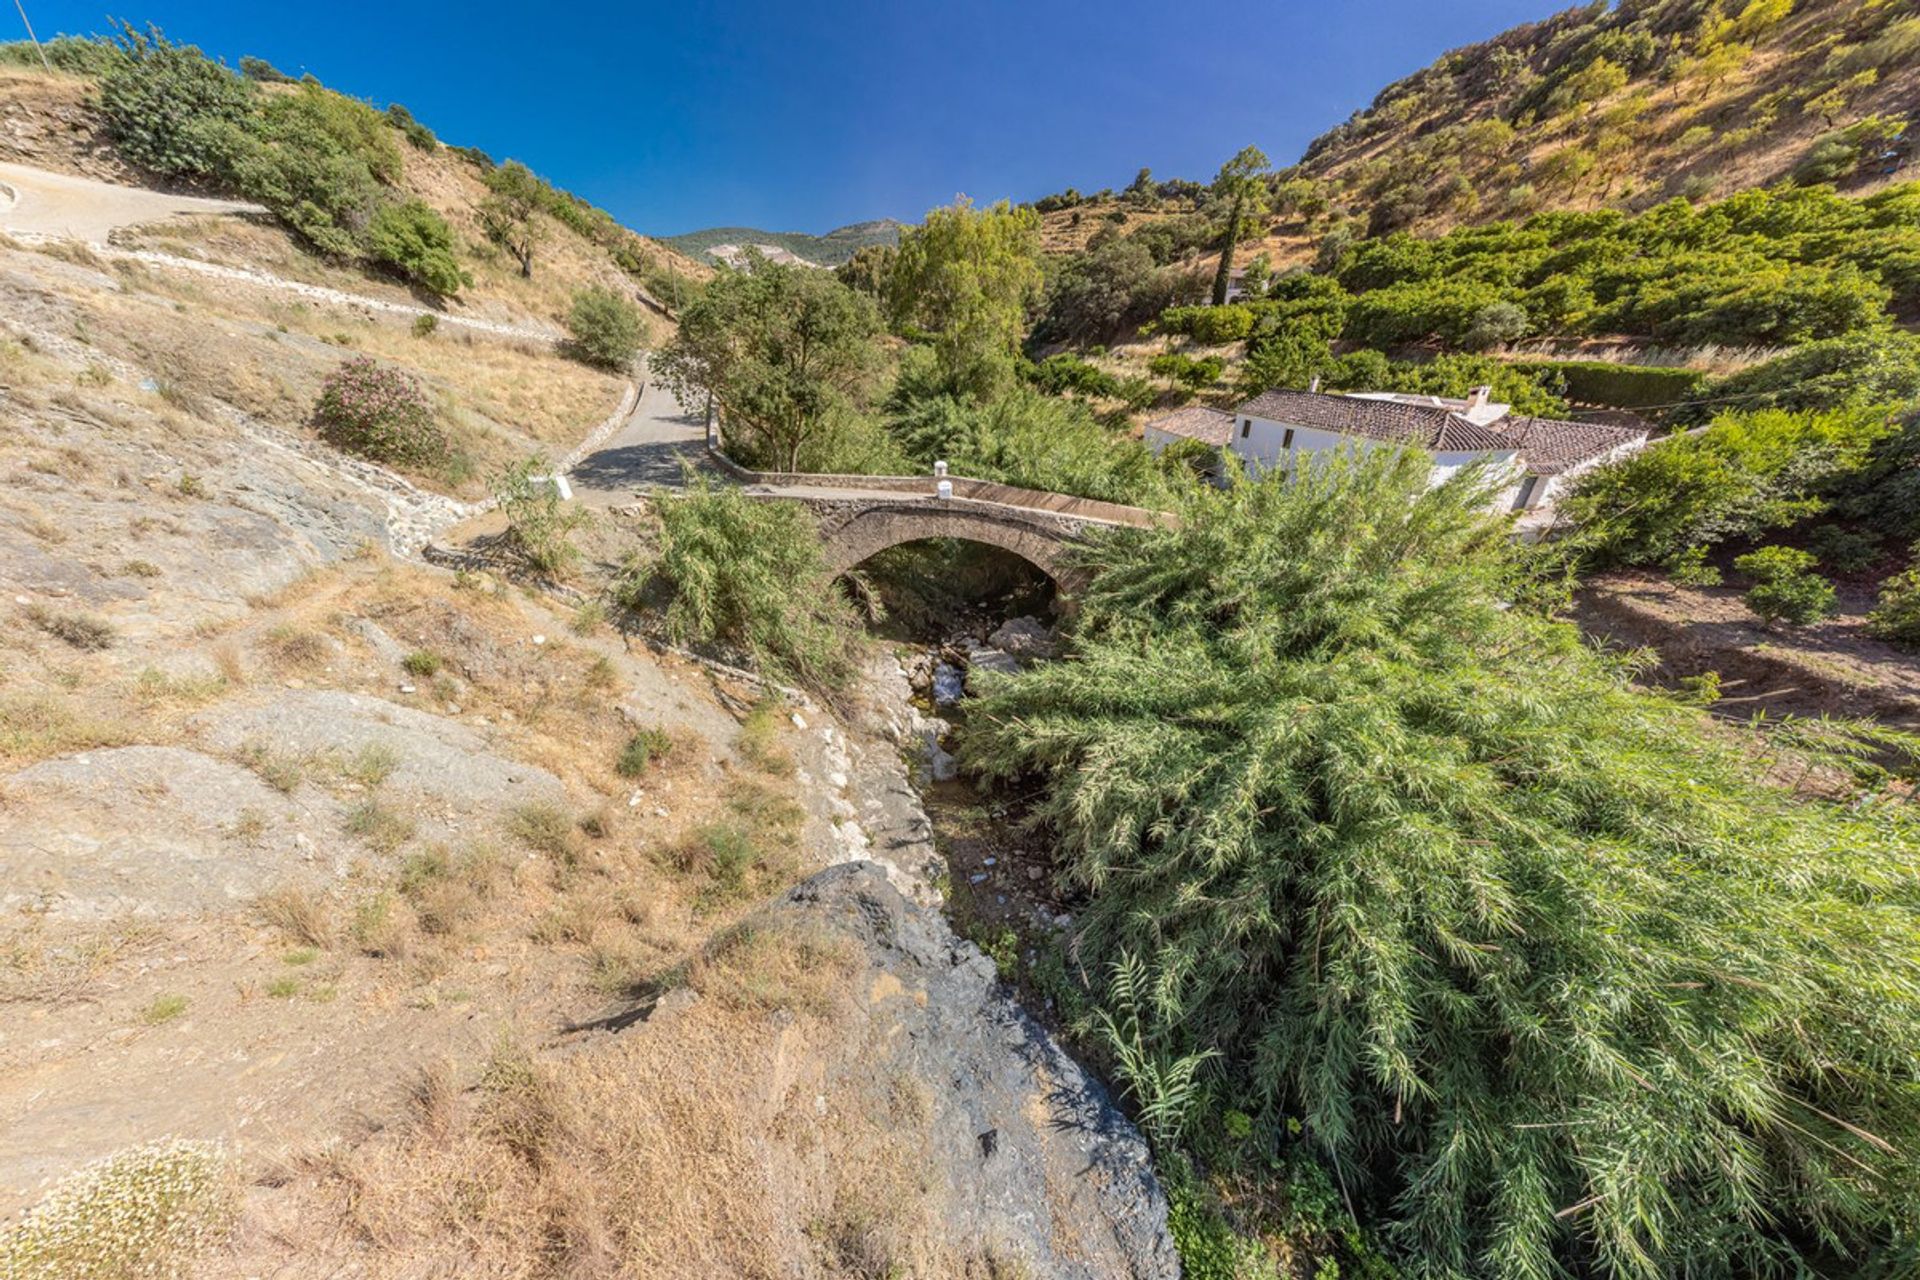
{"left": 0, "top": 160, "right": 561, "bottom": 343}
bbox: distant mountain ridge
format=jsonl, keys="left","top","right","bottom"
{"left": 664, "top": 219, "right": 902, "bottom": 267}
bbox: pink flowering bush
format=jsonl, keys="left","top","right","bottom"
{"left": 313, "top": 357, "right": 446, "bottom": 466}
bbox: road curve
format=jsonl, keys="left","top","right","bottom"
{"left": 0, "top": 160, "right": 263, "bottom": 243}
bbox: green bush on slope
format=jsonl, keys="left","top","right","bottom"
{"left": 961, "top": 449, "right": 1920, "bottom": 1279}
{"left": 624, "top": 479, "right": 865, "bottom": 691}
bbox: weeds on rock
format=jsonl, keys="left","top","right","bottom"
{"left": 255, "top": 885, "right": 336, "bottom": 949}
{"left": 0, "top": 1138, "right": 235, "bottom": 1279}
{"left": 25, "top": 604, "right": 116, "bottom": 651}
{"left": 616, "top": 727, "right": 672, "bottom": 777}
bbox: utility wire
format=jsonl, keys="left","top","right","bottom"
{"left": 11, "top": 0, "right": 52, "bottom": 73}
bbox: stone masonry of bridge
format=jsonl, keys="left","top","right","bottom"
{"left": 707, "top": 450, "right": 1162, "bottom": 596}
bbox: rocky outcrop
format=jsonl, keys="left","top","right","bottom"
{"left": 770, "top": 861, "right": 1178, "bottom": 1279}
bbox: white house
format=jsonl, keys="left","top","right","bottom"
{"left": 1144, "top": 386, "right": 1648, "bottom": 518}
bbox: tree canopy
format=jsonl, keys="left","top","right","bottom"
{"left": 888, "top": 198, "right": 1044, "bottom": 401}
{"left": 654, "top": 255, "right": 888, "bottom": 473}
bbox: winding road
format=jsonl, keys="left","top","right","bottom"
{"left": 0, "top": 160, "right": 262, "bottom": 241}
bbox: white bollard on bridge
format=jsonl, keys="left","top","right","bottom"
{"left": 936, "top": 479, "right": 953, "bottom": 501}
{"left": 933, "top": 460, "right": 948, "bottom": 477}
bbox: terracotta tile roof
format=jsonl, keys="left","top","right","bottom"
{"left": 1236, "top": 389, "right": 1503, "bottom": 450}
{"left": 1145, "top": 405, "right": 1234, "bottom": 447}
{"left": 1498, "top": 415, "right": 1648, "bottom": 474}
{"left": 1234, "top": 389, "right": 1645, "bottom": 475}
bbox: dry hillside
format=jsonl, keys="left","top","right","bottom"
{"left": 0, "top": 50, "right": 1172, "bottom": 1280}
{"left": 1035, "top": 0, "right": 1917, "bottom": 272}
{"left": 0, "top": 62, "right": 711, "bottom": 330}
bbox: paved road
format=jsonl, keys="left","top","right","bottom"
{"left": 567, "top": 368, "right": 714, "bottom": 504}
{"left": 0, "top": 160, "right": 262, "bottom": 242}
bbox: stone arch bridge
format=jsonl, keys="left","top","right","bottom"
{"left": 717, "top": 465, "right": 1162, "bottom": 597}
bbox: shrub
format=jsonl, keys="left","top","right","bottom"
{"left": 0, "top": 34, "right": 123, "bottom": 75}
{"left": 1027, "top": 354, "right": 1122, "bottom": 399}
{"left": 565, "top": 286, "right": 646, "bottom": 370}
{"left": 625, "top": 479, "right": 863, "bottom": 690}
{"left": 0, "top": 1138, "right": 234, "bottom": 1278}
{"left": 26, "top": 605, "right": 115, "bottom": 650}
{"left": 1734, "top": 545, "right": 1837, "bottom": 626}
{"left": 1462, "top": 300, "right": 1529, "bottom": 350}
{"left": 1807, "top": 524, "right": 1882, "bottom": 573}
{"left": 617, "top": 727, "right": 673, "bottom": 777}
{"left": 1866, "top": 563, "right": 1920, "bottom": 647}
{"left": 1531, "top": 359, "right": 1706, "bottom": 409}
{"left": 313, "top": 357, "right": 446, "bottom": 466}
{"left": 383, "top": 102, "right": 436, "bottom": 150}
{"left": 1565, "top": 406, "right": 1895, "bottom": 566}
{"left": 1148, "top": 351, "right": 1224, "bottom": 392}
{"left": 1036, "top": 238, "right": 1182, "bottom": 343}
{"left": 1155, "top": 304, "right": 1256, "bottom": 345}
{"left": 238, "top": 54, "right": 290, "bottom": 82}
{"left": 1664, "top": 544, "right": 1723, "bottom": 589}
{"left": 367, "top": 200, "right": 468, "bottom": 297}
{"left": 99, "top": 25, "right": 254, "bottom": 179}
{"left": 411, "top": 312, "right": 438, "bottom": 338}
{"left": 961, "top": 450, "right": 1920, "bottom": 1278}
{"left": 233, "top": 82, "right": 399, "bottom": 257}
{"left": 888, "top": 375, "right": 1164, "bottom": 507}
{"left": 1685, "top": 331, "right": 1920, "bottom": 419}
{"left": 490, "top": 457, "right": 589, "bottom": 577}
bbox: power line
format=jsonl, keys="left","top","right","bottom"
{"left": 11, "top": 0, "right": 52, "bottom": 73}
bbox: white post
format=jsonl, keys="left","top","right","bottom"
{"left": 936, "top": 479, "right": 953, "bottom": 501}
{"left": 933, "top": 460, "right": 948, "bottom": 477}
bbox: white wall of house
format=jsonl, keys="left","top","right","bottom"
{"left": 1523, "top": 436, "right": 1648, "bottom": 509}
{"left": 1229, "top": 414, "right": 1522, "bottom": 491}
{"left": 1208, "top": 409, "right": 1648, "bottom": 514}
{"left": 1228, "top": 416, "right": 1352, "bottom": 472}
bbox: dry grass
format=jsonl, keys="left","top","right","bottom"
{"left": 258, "top": 624, "right": 331, "bottom": 672}
{"left": 25, "top": 604, "right": 116, "bottom": 651}
{"left": 0, "top": 919, "right": 164, "bottom": 1006}
{"left": 737, "top": 698, "right": 795, "bottom": 776}
{"left": 254, "top": 885, "right": 337, "bottom": 950}
{"left": 350, "top": 892, "right": 418, "bottom": 960}
{"left": 343, "top": 797, "right": 416, "bottom": 854}
{"left": 219, "top": 914, "right": 1003, "bottom": 1279}
{"left": 0, "top": 694, "right": 140, "bottom": 766}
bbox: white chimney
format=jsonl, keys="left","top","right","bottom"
{"left": 1308, "top": 375, "right": 1321, "bottom": 394}
{"left": 1468, "top": 384, "right": 1492, "bottom": 411}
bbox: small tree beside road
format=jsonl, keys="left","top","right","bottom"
{"left": 566, "top": 287, "right": 647, "bottom": 371}
{"left": 653, "top": 257, "right": 884, "bottom": 472}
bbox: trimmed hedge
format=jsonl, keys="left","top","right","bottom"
{"left": 1519, "top": 360, "right": 1705, "bottom": 409}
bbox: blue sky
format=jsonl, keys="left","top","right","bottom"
{"left": 13, "top": 0, "right": 1553, "bottom": 235}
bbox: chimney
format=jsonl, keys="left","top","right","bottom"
{"left": 1308, "top": 375, "right": 1321, "bottom": 394}
{"left": 1468, "top": 384, "right": 1492, "bottom": 412}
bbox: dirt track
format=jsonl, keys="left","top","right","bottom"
{"left": 0, "top": 159, "right": 262, "bottom": 242}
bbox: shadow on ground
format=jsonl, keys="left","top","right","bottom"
{"left": 570, "top": 408, "right": 713, "bottom": 495}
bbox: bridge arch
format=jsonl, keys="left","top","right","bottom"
{"left": 815, "top": 502, "right": 1088, "bottom": 597}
